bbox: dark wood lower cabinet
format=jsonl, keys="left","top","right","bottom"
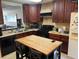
{"left": 0, "top": 31, "right": 37, "bottom": 57}
{"left": 16, "top": 31, "right": 37, "bottom": 39}
{"left": 49, "top": 33, "right": 69, "bottom": 54}
{"left": 0, "top": 31, "right": 69, "bottom": 57}
{"left": 0, "top": 35, "right": 16, "bottom": 57}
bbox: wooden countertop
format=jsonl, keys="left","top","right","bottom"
{"left": 49, "top": 31, "right": 69, "bottom": 36}
{"left": 16, "top": 35, "right": 62, "bottom": 55}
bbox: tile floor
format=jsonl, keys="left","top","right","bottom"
{"left": 0, "top": 52, "right": 74, "bottom": 59}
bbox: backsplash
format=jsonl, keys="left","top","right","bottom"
{"left": 42, "top": 17, "right": 53, "bottom": 25}
{"left": 55, "top": 23, "right": 70, "bottom": 31}
{"left": 42, "top": 16, "right": 70, "bottom": 31}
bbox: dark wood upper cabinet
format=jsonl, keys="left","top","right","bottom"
{"left": 23, "top": 4, "right": 29, "bottom": 24}
{"left": 52, "top": 0, "right": 72, "bottom": 23}
{"left": 71, "top": 1, "right": 78, "bottom": 12}
{"left": 0, "top": 0, "right": 3, "bottom": 24}
{"left": 64, "top": 0, "right": 71, "bottom": 23}
{"left": 23, "top": 4, "right": 41, "bottom": 23}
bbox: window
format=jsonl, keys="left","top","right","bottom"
{"left": 4, "top": 15, "right": 17, "bottom": 28}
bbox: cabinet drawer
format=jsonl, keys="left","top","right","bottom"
{"left": 60, "top": 35, "right": 69, "bottom": 42}
{"left": 49, "top": 34, "right": 61, "bottom": 41}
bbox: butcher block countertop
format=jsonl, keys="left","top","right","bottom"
{"left": 16, "top": 35, "right": 62, "bottom": 55}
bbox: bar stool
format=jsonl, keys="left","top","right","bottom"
{"left": 30, "top": 48, "right": 42, "bottom": 59}
{"left": 30, "top": 48, "right": 52, "bottom": 59}
{"left": 16, "top": 42, "right": 30, "bottom": 59}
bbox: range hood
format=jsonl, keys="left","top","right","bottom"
{"left": 40, "top": 9, "right": 52, "bottom": 13}
{"left": 40, "top": 12, "right": 52, "bottom": 16}
{"left": 40, "top": 8, "right": 52, "bottom": 16}
{"left": 40, "top": 2, "right": 52, "bottom": 16}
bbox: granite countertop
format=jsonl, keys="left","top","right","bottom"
{"left": 49, "top": 31, "right": 69, "bottom": 36}
{"left": 0, "top": 29, "right": 39, "bottom": 38}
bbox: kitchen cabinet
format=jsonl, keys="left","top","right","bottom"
{"left": 52, "top": 0, "right": 71, "bottom": 23}
{"left": 23, "top": 4, "right": 41, "bottom": 24}
{"left": 0, "top": 35, "right": 16, "bottom": 57}
{"left": 71, "top": 1, "right": 78, "bottom": 12}
{"left": 0, "top": 0, "right": 3, "bottom": 24}
{"left": 0, "top": 31, "right": 37, "bottom": 57}
{"left": 16, "top": 31, "right": 37, "bottom": 39}
{"left": 49, "top": 33, "right": 69, "bottom": 54}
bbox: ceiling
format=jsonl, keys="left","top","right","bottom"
{"left": 2, "top": 0, "right": 53, "bottom": 12}
{"left": 2, "top": 5, "right": 21, "bottom": 11}
{"left": 2, "top": 0, "right": 23, "bottom": 11}
{"left": 3, "top": 0, "right": 53, "bottom": 4}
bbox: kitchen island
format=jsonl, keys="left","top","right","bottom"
{"left": 0, "top": 29, "right": 38, "bottom": 57}
{"left": 16, "top": 35, "right": 62, "bottom": 59}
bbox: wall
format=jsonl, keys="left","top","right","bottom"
{"left": 41, "top": 2, "right": 70, "bottom": 31}
{"left": 3, "top": 8, "right": 23, "bottom": 20}
{"left": 55, "top": 23, "right": 70, "bottom": 31}
{"left": 42, "top": 16, "right": 53, "bottom": 25}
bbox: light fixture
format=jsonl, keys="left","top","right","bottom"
{"left": 30, "top": 0, "right": 42, "bottom": 2}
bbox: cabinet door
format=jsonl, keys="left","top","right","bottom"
{"left": 52, "top": 1, "right": 58, "bottom": 22}
{"left": 60, "top": 35, "right": 69, "bottom": 54}
{"left": 52, "top": 0, "right": 64, "bottom": 23}
{"left": 23, "top": 4, "right": 29, "bottom": 24}
{"left": 49, "top": 34, "right": 61, "bottom": 41}
{"left": 0, "top": 0, "right": 3, "bottom": 24}
{"left": 71, "top": 2, "right": 78, "bottom": 12}
{"left": 29, "top": 4, "right": 41, "bottom": 23}
{"left": 1, "top": 35, "right": 16, "bottom": 57}
{"left": 52, "top": 0, "right": 71, "bottom": 23}
{"left": 61, "top": 42, "right": 68, "bottom": 54}
{"left": 29, "top": 5, "right": 37, "bottom": 22}
{"left": 60, "top": 35, "right": 69, "bottom": 42}
{"left": 57, "top": 0, "right": 64, "bottom": 23}
{"left": 23, "top": 4, "right": 41, "bottom": 23}
{"left": 64, "top": 0, "right": 71, "bottom": 23}
{"left": 37, "top": 5, "right": 41, "bottom": 22}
